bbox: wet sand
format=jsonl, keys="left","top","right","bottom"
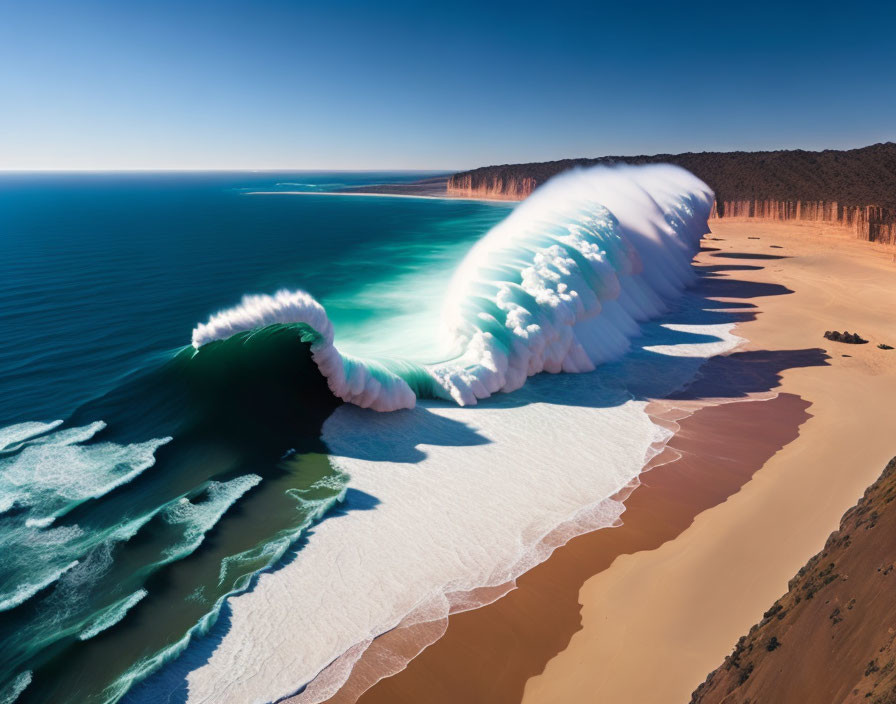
{"left": 320, "top": 220, "right": 896, "bottom": 704}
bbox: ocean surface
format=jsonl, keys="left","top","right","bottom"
{"left": 0, "top": 168, "right": 739, "bottom": 703}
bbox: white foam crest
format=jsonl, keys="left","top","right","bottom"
{"left": 79, "top": 589, "right": 148, "bottom": 641}
{"left": 0, "top": 511, "right": 165, "bottom": 666}
{"left": 191, "top": 290, "right": 417, "bottom": 412}
{"left": 0, "top": 671, "right": 32, "bottom": 704}
{"left": 0, "top": 421, "right": 108, "bottom": 456}
{"left": 161, "top": 474, "right": 262, "bottom": 561}
{"left": 0, "top": 424, "right": 172, "bottom": 617}
{"left": 30, "top": 421, "right": 107, "bottom": 446}
{"left": 0, "top": 560, "right": 80, "bottom": 612}
{"left": 0, "top": 421, "right": 63, "bottom": 452}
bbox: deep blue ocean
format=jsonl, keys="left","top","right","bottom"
{"left": 0, "top": 172, "right": 512, "bottom": 703}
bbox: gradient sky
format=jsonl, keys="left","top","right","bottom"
{"left": 2, "top": 0, "right": 894, "bottom": 170}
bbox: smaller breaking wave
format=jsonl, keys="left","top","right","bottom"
{"left": 79, "top": 589, "right": 148, "bottom": 641}
{"left": 111, "top": 467, "right": 351, "bottom": 704}
{"left": 161, "top": 474, "right": 262, "bottom": 561}
{"left": 0, "top": 421, "right": 170, "bottom": 525}
{"left": 0, "top": 422, "right": 172, "bottom": 621}
{"left": 0, "top": 559, "right": 80, "bottom": 613}
{"left": 0, "top": 421, "right": 63, "bottom": 452}
{"left": 0, "top": 671, "right": 32, "bottom": 704}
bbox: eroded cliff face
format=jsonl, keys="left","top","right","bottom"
{"left": 709, "top": 200, "right": 896, "bottom": 244}
{"left": 445, "top": 174, "right": 535, "bottom": 200}
{"left": 691, "top": 457, "right": 896, "bottom": 704}
{"left": 446, "top": 175, "right": 896, "bottom": 244}
{"left": 447, "top": 144, "right": 896, "bottom": 244}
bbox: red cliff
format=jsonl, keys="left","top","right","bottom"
{"left": 447, "top": 143, "right": 896, "bottom": 244}
{"left": 709, "top": 200, "right": 896, "bottom": 244}
{"left": 446, "top": 174, "right": 536, "bottom": 200}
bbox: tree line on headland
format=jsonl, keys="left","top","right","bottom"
{"left": 447, "top": 143, "right": 896, "bottom": 244}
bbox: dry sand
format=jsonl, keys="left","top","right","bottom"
{"left": 331, "top": 220, "right": 896, "bottom": 704}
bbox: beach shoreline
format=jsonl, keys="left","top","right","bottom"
{"left": 244, "top": 190, "right": 511, "bottom": 204}
{"left": 313, "top": 220, "right": 896, "bottom": 704}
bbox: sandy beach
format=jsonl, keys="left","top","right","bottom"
{"left": 320, "top": 219, "right": 896, "bottom": 704}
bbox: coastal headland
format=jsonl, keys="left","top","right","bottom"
{"left": 338, "top": 143, "right": 896, "bottom": 244}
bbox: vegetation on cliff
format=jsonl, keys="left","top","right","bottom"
{"left": 448, "top": 143, "right": 896, "bottom": 243}
{"left": 690, "top": 456, "right": 896, "bottom": 704}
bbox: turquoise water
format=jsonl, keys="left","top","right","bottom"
{"left": 0, "top": 173, "right": 512, "bottom": 703}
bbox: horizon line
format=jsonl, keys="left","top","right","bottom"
{"left": 0, "top": 168, "right": 456, "bottom": 174}
{"left": 2, "top": 141, "right": 893, "bottom": 175}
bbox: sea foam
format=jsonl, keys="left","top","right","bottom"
{"left": 0, "top": 671, "right": 32, "bottom": 704}
{"left": 0, "top": 423, "right": 172, "bottom": 620}
{"left": 0, "top": 423, "right": 170, "bottom": 525}
{"left": 79, "top": 589, "right": 149, "bottom": 641}
{"left": 161, "top": 475, "right": 262, "bottom": 561}
{"left": 0, "top": 421, "right": 63, "bottom": 452}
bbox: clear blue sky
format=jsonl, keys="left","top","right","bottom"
{"left": 1, "top": 0, "right": 894, "bottom": 170}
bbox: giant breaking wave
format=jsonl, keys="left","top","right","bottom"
{"left": 191, "top": 165, "right": 714, "bottom": 409}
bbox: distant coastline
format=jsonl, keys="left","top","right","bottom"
{"left": 244, "top": 185, "right": 507, "bottom": 204}
{"left": 328, "top": 144, "right": 896, "bottom": 243}
{"left": 331, "top": 175, "right": 450, "bottom": 197}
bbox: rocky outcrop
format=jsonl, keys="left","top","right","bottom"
{"left": 824, "top": 330, "right": 869, "bottom": 344}
{"left": 690, "top": 457, "right": 896, "bottom": 704}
